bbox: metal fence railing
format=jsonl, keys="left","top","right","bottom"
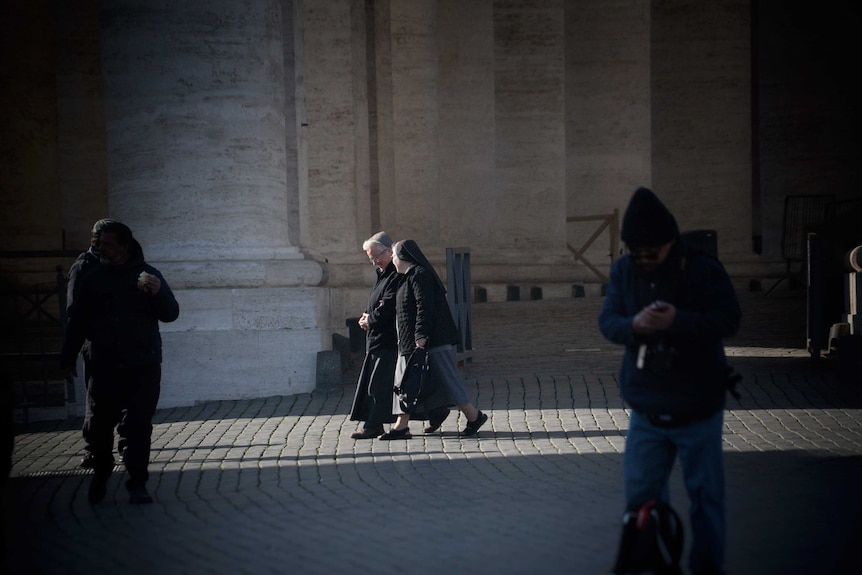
{"left": 446, "top": 247, "right": 473, "bottom": 365}
{"left": 1, "top": 251, "right": 79, "bottom": 424}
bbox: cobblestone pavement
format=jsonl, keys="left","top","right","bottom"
{"left": 3, "top": 288, "right": 861, "bottom": 574}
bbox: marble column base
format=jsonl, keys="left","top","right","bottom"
{"left": 157, "top": 286, "right": 327, "bottom": 408}
{"left": 146, "top": 247, "right": 325, "bottom": 289}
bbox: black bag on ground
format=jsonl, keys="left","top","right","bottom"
{"left": 394, "top": 349, "right": 432, "bottom": 413}
{"left": 612, "top": 499, "right": 684, "bottom": 575}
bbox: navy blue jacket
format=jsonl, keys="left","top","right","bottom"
{"left": 61, "top": 255, "right": 180, "bottom": 370}
{"left": 598, "top": 241, "right": 741, "bottom": 421}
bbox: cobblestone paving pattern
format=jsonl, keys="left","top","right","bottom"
{"left": 3, "top": 289, "right": 861, "bottom": 574}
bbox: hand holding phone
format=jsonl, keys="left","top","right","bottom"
{"left": 633, "top": 300, "right": 675, "bottom": 335}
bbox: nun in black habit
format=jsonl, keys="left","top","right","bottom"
{"left": 378, "top": 239, "right": 489, "bottom": 440}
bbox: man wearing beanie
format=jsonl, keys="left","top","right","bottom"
{"left": 599, "top": 187, "right": 741, "bottom": 575}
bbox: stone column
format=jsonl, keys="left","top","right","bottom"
{"left": 299, "top": 0, "right": 371, "bottom": 264}
{"left": 387, "top": 0, "right": 441, "bottom": 241}
{"left": 0, "top": 1, "right": 62, "bottom": 258}
{"left": 54, "top": 0, "right": 110, "bottom": 249}
{"left": 437, "top": 0, "right": 496, "bottom": 246}
{"left": 651, "top": 0, "right": 755, "bottom": 272}
{"left": 100, "top": 0, "right": 324, "bottom": 406}
{"left": 566, "top": 0, "right": 652, "bottom": 284}
{"left": 489, "top": 0, "right": 568, "bottom": 285}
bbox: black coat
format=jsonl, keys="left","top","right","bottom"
{"left": 364, "top": 262, "right": 401, "bottom": 352}
{"left": 66, "top": 248, "right": 101, "bottom": 316}
{"left": 61, "top": 255, "right": 180, "bottom": 370}
{"left": 395, "top": 264, "right": 458, "bottom": 356}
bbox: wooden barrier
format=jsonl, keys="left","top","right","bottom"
{"left": 566, "top": 209, "right": 620, "bottom": 284}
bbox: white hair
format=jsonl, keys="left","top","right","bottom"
{"left": 362, "top": 231, "right": 392, "bottom": 251}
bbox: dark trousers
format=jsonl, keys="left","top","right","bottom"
{"left": 85, "top": 363, "right": 161, "bottom": 487}
{"left": 81, "top": 351, "right": 128, "bottom": 455}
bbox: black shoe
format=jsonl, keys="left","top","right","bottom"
{"left": 461, "top": 411, "right": 488, "bottom": 437}
{"left": 80, "top": 453, "right": 96, "bottom": 469}
{"left": 424, "top": 409, "right": 450, "bottom": 433}
{"left": 88, "top": 472, "right": 110, "bottom": 505}
{"left": 378, "top": 427, "right": 412, "bottom": 440}
{"left": 351, "top": 426, "right": 384, "bottom": 440}
{"left": 128, "top": 485, "right": 153, "bottom": 505}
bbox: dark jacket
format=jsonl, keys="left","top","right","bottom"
{"left": 365, "top": 262, "right": 401, "bottom": 353}
{"left": 66, "top": 248, "right": 101, "bottom": 316}
{"left": 598, "top": 241, "right": 741, "bottom": 421}
{"left": 61, "top": 254, "right": 180, "bottom": 370}
{"left": 395, "top": 264, "right": 458, "bottom": 356}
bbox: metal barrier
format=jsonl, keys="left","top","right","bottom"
{"left": 446, "top": 247, "right": 473, "bottom": 364}
{"left": 566, "top": 210, "right": 620, "bottom": 284}
{"left": 766, "top": 194, "right": 835, "bottom": 295}
{"left": 806, "top": 233, "right": 824, "bottom": 360}
{"left": 0, "top": 251, "right": 78, "bottom": 423}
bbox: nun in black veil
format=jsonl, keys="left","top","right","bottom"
{"left": 379, "top": 239, "right": 489, "bottom": 439}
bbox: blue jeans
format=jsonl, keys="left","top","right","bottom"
{"left": 624, "top": 409, "right": 726, "bottom": 575}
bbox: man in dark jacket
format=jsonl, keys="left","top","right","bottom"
{"left": 61, "top": 221, "right": 179, "bottom": 505}
{"left": 66, "top": 219, "right": 128, "bottom": 468}
{"left": 348, "top": 232, "right": 400, "bottom": 439}
{"left": 599, "top": 188, "right": 741, "bottom": 575}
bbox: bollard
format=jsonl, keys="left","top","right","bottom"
{"left": 315, "top": 351, "right": 343, "bottom": 391}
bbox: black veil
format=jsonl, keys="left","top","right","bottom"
{"left": 394, "top": 239, "right": 447, "bottom": 294}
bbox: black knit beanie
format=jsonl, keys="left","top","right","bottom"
{"left": 620, "top": 187, "right": 680, "bottom": 247}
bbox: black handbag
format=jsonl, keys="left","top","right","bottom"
{"left": 394, "top": 348, "right": 431, "bottom": 413}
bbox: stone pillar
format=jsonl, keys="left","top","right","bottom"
{"left": 651, "top": 0, "right": 755, "bottom": 272}
{"left": 490, "top": 0, "right": 567, "bottom": 273}
{"left": 295, "top": 0, "right": 376, "bottom": 329}
{"left": 299, "top": 0, "right": 371, "bottom": 264}
{"left": 54, "top": 0, "right": 109, "bottom": 249}
{"left": 375, "top": 0, "right": 497, "bottom": 264}
{"left": 437, "top": 0, "right": 496, "bottom": 246}
{"left": 373, "top": 1, "right": 570, "bottom": 290}
{"left": 566, "top": 0, "right": 652, "bottom": 283}
{"left": 388, "top": 0, "right": 441, "bottom": 241}
{"left": 100, "top": 0, "right": 324, "bottom": 406}
{"left": 0, "top": 0, "right": 61, "bottom": 260}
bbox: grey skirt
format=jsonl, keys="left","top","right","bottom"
{"left": 392, "top": 344, "right": 468, "bottom": 415}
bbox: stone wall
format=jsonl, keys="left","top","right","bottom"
{"left": 3, "top": 0, "right": 860, "bottom": 408}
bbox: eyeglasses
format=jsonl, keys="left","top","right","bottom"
{"left": 368, "top": 248, "right": 390, "bottom": 263}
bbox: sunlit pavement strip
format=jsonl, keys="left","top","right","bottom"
{"left": 725, "top": 346, "right": 811, "bottom": 358}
